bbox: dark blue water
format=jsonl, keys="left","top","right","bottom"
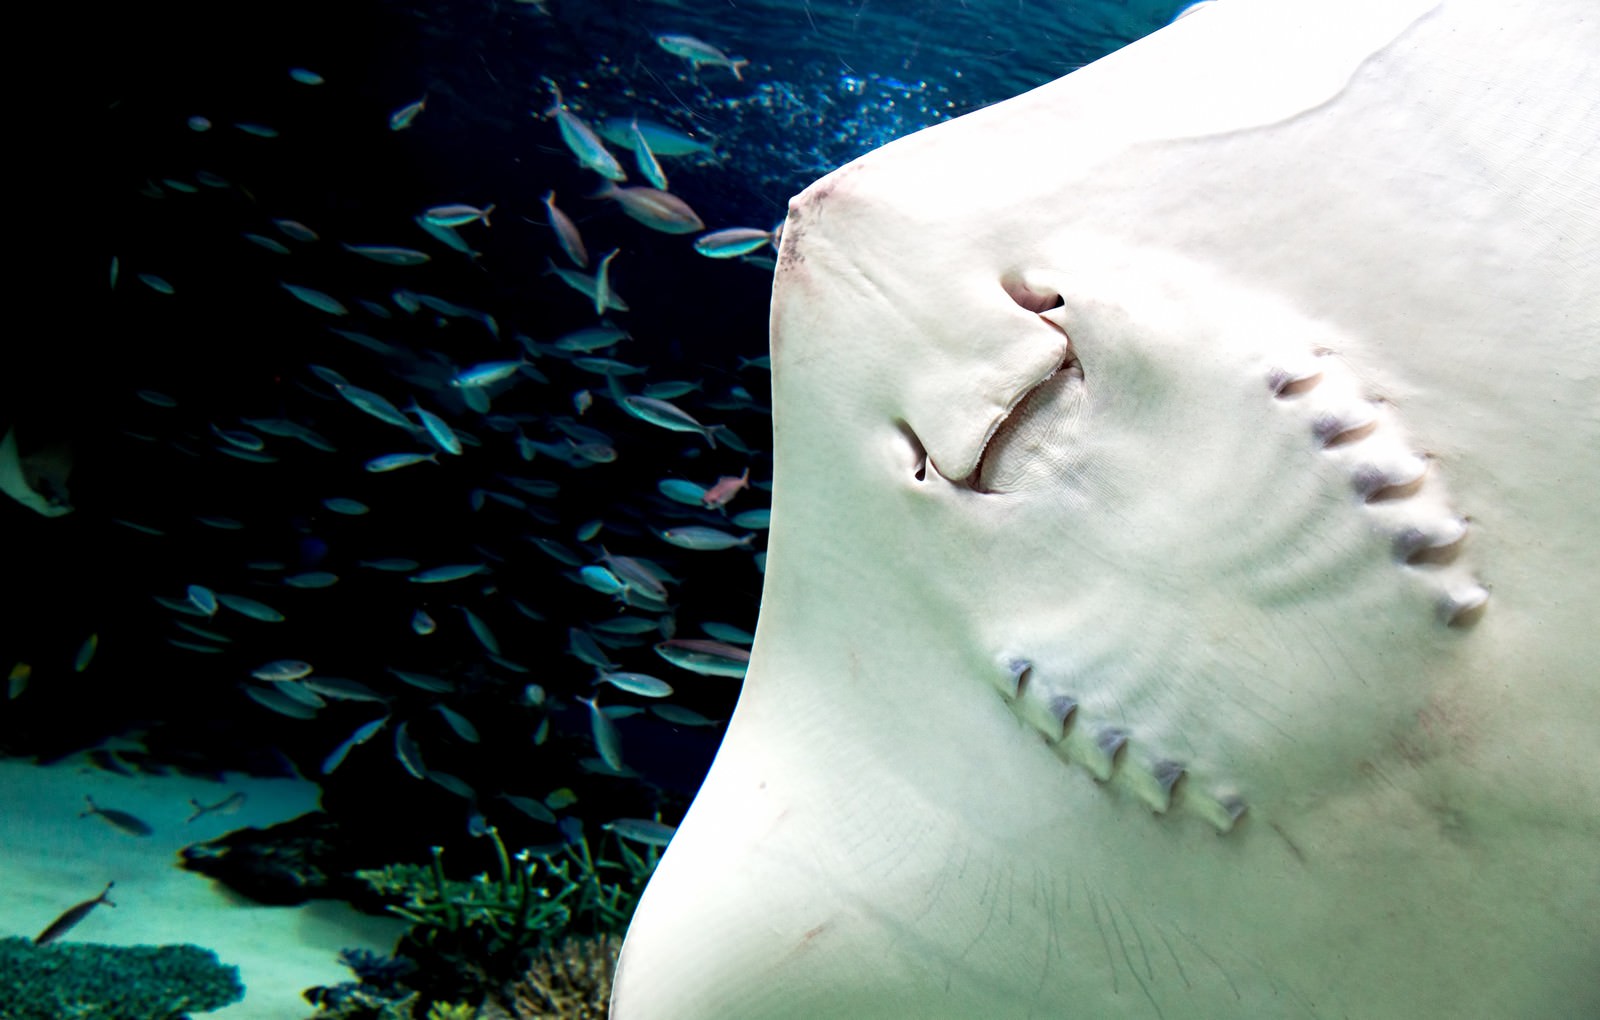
{"left": 5, "top": 0, "right": 1172, "bottom": 862}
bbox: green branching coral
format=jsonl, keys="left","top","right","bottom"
{"left": 0, "top": 935, "right": 244, "bottom": 1019}
{"left": 350, "top": 825, "right": 657, "bottom": 1009}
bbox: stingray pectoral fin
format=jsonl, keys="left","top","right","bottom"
{"left": 616, "top": 0, "right": 1600, "bottom": 1016}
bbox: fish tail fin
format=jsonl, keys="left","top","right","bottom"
{"left": 704, "top": 424, "right": 727, "bottom": 449}
{"left": 482, "top": 204, "right": 495, "bottom": 227}
{"left": 732, "top": 59, "right": 749, "bottom": 81}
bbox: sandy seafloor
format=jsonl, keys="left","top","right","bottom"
{"left": 0, "top": 757, "right": 406, "bottom": 1019}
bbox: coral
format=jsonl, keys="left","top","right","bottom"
{"left": 0, "top": 935, "right": 243, "bottom": 1019}
{"left": 484, "top": 934, "right": 620, "bottom": 1020}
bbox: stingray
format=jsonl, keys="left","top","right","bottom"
{"left": 612, "top": 0, "right": 1599, "bottom": 1016}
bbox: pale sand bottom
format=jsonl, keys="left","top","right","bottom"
{"left": 0, "top": 757, "right": 407, "bottom": 1019}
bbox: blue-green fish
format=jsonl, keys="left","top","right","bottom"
{"left": 360, "top": 557, "right": 420, "bottom": 572}
{"left": 244, "top": 684, "right": 318, "bottom": 718}
{"left": 35, "top": 882, "right": 116, "bottom": 944}
{"left": 595, "top": 671, "right": 674, "bottom": 698}
{"left": 651, "top": 703, "right": 721, "bottom": 727}
{"left": 235, "top": 122, "right": 279, "bottom": 138}
{"left": 80, "top": 796, "right": 154, "bottom": 836}
{"left": 655, "top": 33, "right": 749, "bottom": 80}
{"left": 593, "top": 248, "right": 619, "bottom": 316}
{"left": 187, "top": 584, "right": 218, "bottom": 616}
{"left": 138, "top": 273, "right": 174, "bottom": 294}
{"left": 597, "top": 117, "right": 714, "bottom": 157}
{"left": 273, "top": 219, "right": 319, "bottom": 242}
{"left": 603, "top": 817, "right": 677, "bottom": 847}
{"left": 409, "top": 563, "right": 487, "bottom": 583}
{"left": 423, "top": 203, "right": 493, "bottom": 228}
{"left": 580, "top": 565, "right": 625, "bottom": 595}
{"left": 388, "top": 668, "right": 453, "bottom": 693}
{"left": 731, "top": 507, "right": 770, "bottom": 530}
{"left": 280, "top": 282, "right": 347, "bottom": 315}
{"left": 545, "top": 259, "right": 630, "bottom": 312}
{"left": 694, "top": 227, "right": 774, "bottom": 259}
{"left": 251, "top": 659, "right": 313, "bottom": 682}
{"left": 659, "top": 525, "right": 755, "bottom": 551}
{"left": 408, "top": 403, "right": 462, "bottom": 455}
{"left": 284, "top": 571, "right": 339, "bottom": 588}
{"left": 554, "top": 324, "right": 629, "bottom": 352}
{"left": 577, "top": 695, "right": 626, "bottom": 771}
{"left": 288, "top": 67, "right": 324, "bottom": 85}
{"left": 411, "top": 609, "right": 436, "bottom": 635}
{"left": 700, "top": 621, "right": 755, "bottom": 645}
{"left": 322, "top": 497, "right": 369, "bottom": 515}
{"left": 543, "top": 84, "right": 626, "bottom": 181}
{"left": 243, "top": 232, "right": 291, "bottom": 254}
{"left": 365, "top": 451, "right": 437, "bottom": 472}
{"left": 654, "top": 637, "right": 751, "bottom": 678}
{"left": 451, "top": 361, "right": 525, "bottom": 388}
{"left": 627, "top": 118, "right": 669, "bottom": 190}
{"left": 568, "top": 627, "right": 615, "bottom": 670}
{"left": 414, "top": 215, "right": 479, "bottom": 258}
{"left": 342, "top": 244, "right": 431, "bottom": 266}
{"left": 303, "top": 676, "right": 387, "bottom": 702}
{"left": 389, "top": 96, "right": 426, "bottom": 131}
{"left": 73, "top": 634, "right": 98, "bottom": 672}
{"left": 657, "top": 478, "right": 709, "bottom": 506}
{"left": 434, "top": 703, "right": 480, "bottom": 743}
{"left": 461, "top": 606, "right": 500, "bottom": 654}
{"left": 217, "top": 593, "right": 286, "bottom": 622}
{"left": 393, "top": 720, "right": 426, "bottom": 779}
{"left": 620, "top": 395, "right": 721, "bottom": 446}
{"left": 334, "top": 383, "right": 415, "bottom": 432}
{"left": 188, "top": 116, "right": 212, "bottom": 131}
{"left": 322, "top": 714, "right": 388, "bottom": 774}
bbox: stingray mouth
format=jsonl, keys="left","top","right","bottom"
{"left": 966, "top": 346, "right": 1084, "bottom": 493}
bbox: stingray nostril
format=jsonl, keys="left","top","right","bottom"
{"left": 896, "top": 421, "right": 929, "bottom": 482}
{"left": 1001, "top": 275, "right": 1065, "bottom": 314}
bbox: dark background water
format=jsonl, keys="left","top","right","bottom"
{"left": 5, "top": 0, "right": 1174, "bottom": 859}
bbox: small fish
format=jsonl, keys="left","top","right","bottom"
{"left": 701, "top": 621, "right": 755, "bottom": 645}
{"left": 80, "top": 796, "right": 154, "bottom": 836}
{"left": 302, "top": 676, "right": 387, "bottom": 702}
{"left": 554, "top": 324, "right": 629, "bottom": 352}
{"left": 161, "top": 177, "right": 199, "bottom": 193}
{"left": 281, "top": 282, "right": 348, "bottom": 315}
{"left": 694, "top": 226, "right": 775, "bottom": 259}
{"left": 451, "top": 360, "right": 525, "bottom": 388}
{"left": 323, "top": 715, "right": 389, "bottom": 774}
{"left": 394, "top": 720, "right": 427, "bottom": 778}
{"left": 138, "top": 273, "right": 174, "bottom": 294}
{"left": 35, "top": 882, "right": 115, "bottom": 944}
{"left": 543, "top": 191, "right": 588, "bottom": 268}
{"left": 627, "top": 118, "right": 669, "bottom": 190}
{"left": 188, "top": 115, "right": 212, "bottom": 131}
{"left": 701, "top": 468, "right": 750, "bottom": 509}
{"left": 574, "top": 389, "right": 594, "bottom": 414}
{"left": 599, "top": 549, "right": 672, "bottom": 600}
{"left": 568, "top": 627, "right": 615, "bottom": 670}
{"left": 423, "top": 203, "right": 494, "bottom": 228}
{"left": 434, "top": 703, "right": 481, "bottom": 743}
{"left": 389, "top": 96, "right": 426, "bottom": 131}
{"left": 543, "top": 84, "right": 626, "bottom": 181}
{"left": 410, "top": 563, "right": 487, "bottom": 583}
{"left": 288, "top": 67, "right": 324, "bottom": 85}
{"left": 593, "top": 248, "right": 619, "bottom": 316}
{"left": 595, "top": 671, "right": 674, "bottom": 698}
{"left": 592, "top": 616, "right": 664, "bottom": 636}
{"left": 731, "top": 507, "right": 771, "bottom": 530}
{"left": 361, "top": 557, "right": 421, "bottom": 572}
{"left": 597, "top": 117, "right": 715, "bottom": 156}
{"left": 217, "top": 593, "right": 286, "bottom": 622}
{"left": 109, "top": 255, "right": 119, "bottom": 289}
{"left": 322, "top": 497, "right": 369, "bottom": 515}
{"left": 235, "top": 122, "right": 280, "bottom": 138}
{"left": 73, "top": 634, "right": 98, "bottom": 672}
{"left": 657, "top": 478, "right": 709, "bottom": 506}
{"left": 545, "top": 259, "right": 630, "bottom": 311}
{"left": 502, "top": 793, "right": 557, "bottom": 824}
{"left": 334, "top": 383, "right": 416, "bottom": 432}
{"left": 578, "top": 695, "right": 626, "bottom": 771}
{"left": 621, "top": 395, "right": 722, "bottom": 446}
{"left": 604, "top": 817, "right": 677, "bottom": 847}
{"left": 427, "top": 769, "right": 475, "bottom": 799}
{"left": 211, "top": 424, "right": 265, "bottom": 451}
{"left": 273, "top": 219, "right": 320, "bottom": 242}
{"left": 461, "top": 606, "right": 500, "bottom": 654}
{"left": 660, "top": 525, "right": 755, "bottom": 551}
{"left": 365, "top": 451, "right": 437, "bottom": 472}
{"left": 342, "top": 244, "right": 431, "bottom": 266}
{"left": 285, "top": 571, "right": 339, "bottom": 588}
{"left": 388, "top": 668, "right": 453, "bottom": 693}
{"left": 412, "top": 609, "right": 437, "bottom": 635}
{"left": 243, "top": 232, "right": 291, "bottom": 254}
{"left": 580, "top": 564, "right": 625, "bottom": 595}
{"left": 651, "top": 703, "right": 721, "bottom": 727}
{"left": 187, "top": 792, "right": 245, "bottom": 822}
{"left": 591, "top": 182, "right": 705, "bottom": 235}
{"left": 655, "top": 33, "right": 750, "bottom": 81}
{"left": 414, "top": 215, "right": 480, "bottom": 258}
{"left": 187, "top": 584, "right": 218, "bottom": 616}
{"left": 654, "top": 637, "right": 751, "bottom": 678}
{"left": 251, "top": 659, "right": 313, "bottom": 682}
{"left": 408, "top": 403, "right": 462, "bottom": 454}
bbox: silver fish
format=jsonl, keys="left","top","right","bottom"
{"left": 543, "top": 190, "right": 589, "bottom": 268}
